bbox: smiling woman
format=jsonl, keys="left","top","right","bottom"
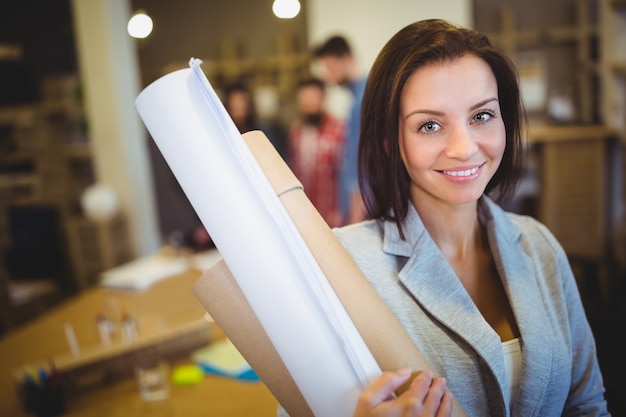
{"left": 397, "top": 55, "right": 506, "bottom": 210}
{"left": 279, "top": 18, "right": 610, "bottom": 417}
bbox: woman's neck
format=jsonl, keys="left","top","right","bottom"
{"left": 413, "top": 198, "right": 485, "bottom": 261}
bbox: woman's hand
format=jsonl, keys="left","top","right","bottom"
{"left": 353, "top": 369, "right": 453, "bottom": 417}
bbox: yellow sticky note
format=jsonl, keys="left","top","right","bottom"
{"left": 171, "top": 364, "right": 204, "bottom": 386}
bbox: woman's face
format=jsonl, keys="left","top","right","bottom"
{"left": 398, "top": 54, "right": 505, "bottom": 211}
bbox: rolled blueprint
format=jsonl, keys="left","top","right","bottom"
{"left": 136, "top": 59, "right": 381, "bottom": 417}
{"left": 136, "top": 59, "right": 467, "bottom": 417}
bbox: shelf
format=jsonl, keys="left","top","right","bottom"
{"left": 611, "top": 0, "right": 626, "bottom": 11}
{"left": 613, "top": 63, "right": 626, "bottom": 75}
{"left": 527, "top": 125, "right": 620, "bottom": 143}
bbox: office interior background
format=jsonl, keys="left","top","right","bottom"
{"left": 0, "top": 0, "right": 625, "bottom": 415}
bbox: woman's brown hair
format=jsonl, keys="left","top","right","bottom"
{"left": 359, "top": 19, "right": 525, "bottom": 238}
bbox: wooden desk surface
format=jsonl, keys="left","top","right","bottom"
{"left": 61, "top": 363, "right": 278, "bottom": 417}
{"left": 0, "top": 252, "right": 278, "bottom": 416}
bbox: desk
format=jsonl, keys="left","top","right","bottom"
{"left": 0, "top": 252, "right": 278, "bottom": 416}
{"left": 58, "top": 366, "right": 278, "bottom": 417}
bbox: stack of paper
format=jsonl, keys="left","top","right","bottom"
{"left": 100, "top": 252, "right": 188, "bottom": 290}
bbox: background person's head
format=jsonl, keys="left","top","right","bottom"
{"left": 223, "top": 82, "right": 255, "bottom": 132}
{"left": 295, "top": 77, "right": 326, "bottom": 125}
{"left": 313, "top": 35, "right": 358, "bottom": 86}
{"left": 359, "top": 19, "right": 525, "bottom": 233}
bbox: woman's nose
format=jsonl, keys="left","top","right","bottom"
{"left": 445, "top": 126, "right": 478, "bottom": 160}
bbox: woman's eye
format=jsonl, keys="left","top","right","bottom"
{"left": 473, "top": 111, "right": 493, "bottom": 123}
{"left": 419, "top": 121, "right": 440, "bottom": 133}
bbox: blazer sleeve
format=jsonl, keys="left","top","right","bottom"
{"left": 535, "top": 222, "right": 610, "bottom": 416}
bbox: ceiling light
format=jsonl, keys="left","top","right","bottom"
{"left": 272, "top": 0, "right": 301, "bottom": 19}
{"left": 127, "top": 10, "right": 153, "bottom": 39}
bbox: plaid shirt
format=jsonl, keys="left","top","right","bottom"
{"left": 288, "top": 114, "right": 345, "bottom": 227}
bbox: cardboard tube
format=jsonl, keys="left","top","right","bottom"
{"left": 193, "top": 131, "right": 467, "bottom": 416}
{"left": 243, "top": 130, "right": 433, "bottom": 372}
{"left": 192, "top": 260, "right": 313, "bottom": 417}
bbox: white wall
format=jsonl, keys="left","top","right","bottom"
{"left": 305, "top": 0, "right": 472, "bottom": 117}
{"left": 306, "top": 0, "right": 473, "bottom": 74}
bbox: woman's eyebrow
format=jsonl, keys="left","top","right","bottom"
{"left": 403, "top": 109, "right": 444, "bottom": 120}
{"left": 470, "top": 97, "right": 498, "bottom": 110}
{"left": 403, "top": 97, "right": 499, "bottom": 120}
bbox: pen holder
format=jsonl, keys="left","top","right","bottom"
{"left": 17, "top": 377, "right": 65, "bottom": 417}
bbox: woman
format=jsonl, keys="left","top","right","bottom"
{"left": 278, "top": 19, "right": 609, "bottom": 417}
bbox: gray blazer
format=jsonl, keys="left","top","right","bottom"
{"left": 332, "top": 197, "right": 609, "bottom": 417}
{"left": 277, "top": 197, "right": 609, "bottom": 417}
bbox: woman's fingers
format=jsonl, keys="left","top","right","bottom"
{"left": 353, "top": 369, "right": 454, "bottom": 417}
{"left": 435, "top": 391, "right": 454, "bottom": 417}
{"left": 397, "top": 372, "right": 452, "bottom": 417}
{"left": 394, "top": 370, "right": 435, "bottom": 412}
{"left": 419, "top": 375, "right": 447, "bottom": 415}
{"left": 356, "top": 368, "right": 413, "bottom": 410}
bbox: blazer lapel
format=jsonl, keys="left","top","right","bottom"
{"left": 484, "top": 199, "right": 553, "bottom": 416}
{"left": 384, "top": 204, "right": 505, "bottom": 382}
{"left": 384, "top": 199, "right": 554, "bottom": 416}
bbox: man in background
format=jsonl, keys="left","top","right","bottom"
{"left": 313, "top": 35, "right": 368, "bottom": 224}
{"left": 288, "top": 77, "right": 345, "bottom": 227}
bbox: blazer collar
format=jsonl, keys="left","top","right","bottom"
{"left": 382, "top": 197, "right": 551, "bottom": 414}
{"left": 381, "top": 196, "right": 521, "bottom": 257}
{"left": 482, "top": 200, "right": 554, "bottom": 415}
{"left": 384, "top": 198, "right": 507, "bottom": 355}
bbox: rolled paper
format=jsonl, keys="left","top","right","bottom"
{"left": 136, "top": 58, "right": 381, "bottom": 417}
{"left": 194, "top": 130, "right": 468, "bottom": 417}
{"left": 136, "top": 58, "right": 467, "bottom": 417}
{"left": 192, "top": 258, "right": 314, "bottom": 417}
{"left": 243, "top": 130, "right": 435, "bottom": 372}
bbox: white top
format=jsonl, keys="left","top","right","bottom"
{"left": 501, "top": 338, "right": 522, "bottom": 406}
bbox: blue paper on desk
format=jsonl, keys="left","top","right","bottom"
{"left": 192, "top": 338, "right": 259, "bottom": 382}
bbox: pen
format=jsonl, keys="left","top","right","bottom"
{"left": 38, "top": 367, "right": 48, "bottom": 388}
{"left": 23, "top": 368, "right": 39, "bottom": 387}
{"left": 48, "top": 358, "right": 60, "bottom": 388}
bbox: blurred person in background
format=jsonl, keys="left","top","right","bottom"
{"left": 313, "top": 35, "right": 368, "bottom": 224}
{"left": 223, "top": 82, "right": 288, "bottom": 159}
{"left": 288, "top": 77, "right": 345, "bottom": 227}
